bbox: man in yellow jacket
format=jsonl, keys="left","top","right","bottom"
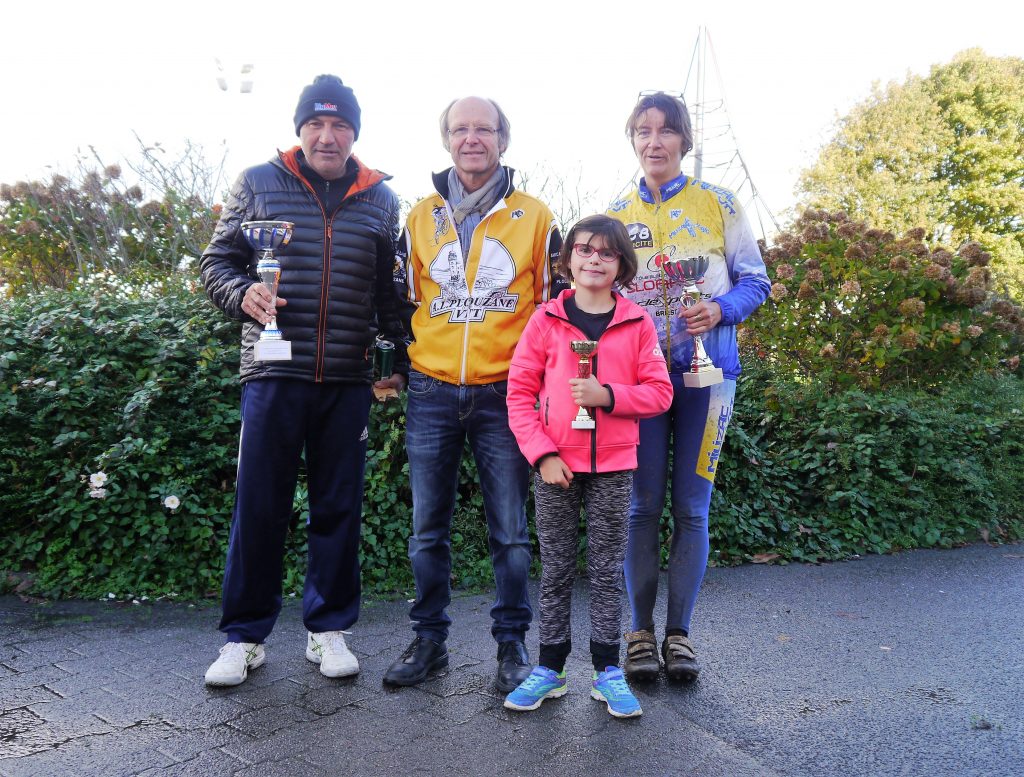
{"left": 383, "top": 96, "right": 565, "bottom": 692}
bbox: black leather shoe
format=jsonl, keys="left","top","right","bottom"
{"left": 495, "top": 640, "right": 532, "bottom": 692}
{"left": 383, "top": 636, "right": 449, "bottom": 687}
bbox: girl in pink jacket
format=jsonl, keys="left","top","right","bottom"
{"left": 504, "top": 215, "right": 672, "bottom": 718}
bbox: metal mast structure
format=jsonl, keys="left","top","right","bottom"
{"left": 629, "top": 27, "right": 781, "bottom": 242}
{"left": 683, "top": 27, "right": 780, "bottom": 239}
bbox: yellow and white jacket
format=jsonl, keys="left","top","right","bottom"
{"left": 395, "top": 167, "right": 564, "bottom": 385}
{"left": 608, "top": 173, "right": 770, "bottom": 378}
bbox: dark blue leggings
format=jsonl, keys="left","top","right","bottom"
{"left": 624, "top": 375, "right": 735, "bottom": 634}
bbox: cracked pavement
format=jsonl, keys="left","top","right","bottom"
{"left": 1, "top": 543, "right": 1022, "bottom": 776}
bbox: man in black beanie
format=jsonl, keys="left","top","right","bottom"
{"left": 293, "top": 74, "right": 361, "bottom": 138}
{"left": 200, "top": 74, "right": 408, "bottom": 687}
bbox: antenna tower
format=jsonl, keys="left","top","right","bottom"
{"left": 630, "top": 28, "right": 781, "bottom": 241}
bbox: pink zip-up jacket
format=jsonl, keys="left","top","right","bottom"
{"left": 507, "top": 289, "right": 673, "bottom": 473}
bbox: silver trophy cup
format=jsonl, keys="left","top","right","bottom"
{"left": 663, "top": 255, "right": 724, "bottom": 387}
{"left": 241, "top": 220, "right": 294, "bottom": 362}
{"left": 570, "top": 340, "right": 598, "bottom": 430}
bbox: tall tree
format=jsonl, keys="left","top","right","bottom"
{"left": 798, "top": 49, "right": 1024, "bottom": 299}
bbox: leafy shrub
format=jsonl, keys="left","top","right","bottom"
{"left": 2, "top": 280, "right": 1021, "bottom": 600}
{"left": 0, "top": 277, "right": 239, "bottom": 598}
{"left": 709, "top": 355, "right": 1024, "bottom": 564}
{"left": 0, "top": 142, "right": 223, "bottom": 296}
{"left": 748, "top": 209, "right": 1024, "bottom": 390}
{"left": 0, "top": 280, "right": 519, "bottom": 600}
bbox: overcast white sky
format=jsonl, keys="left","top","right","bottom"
{"left": 5, "top": 0, "right": 1022, "bottom": 227}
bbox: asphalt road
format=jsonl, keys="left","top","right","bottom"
{"left": 1, "top": 543, "right": 1021, "bottom": 776}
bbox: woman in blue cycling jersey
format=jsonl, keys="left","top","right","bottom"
{"left": 607, "top": 91, "right": 770, "bottom": 682}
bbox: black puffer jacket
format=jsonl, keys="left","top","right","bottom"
{"left": 200, "top": 148, "right": 408, "bottom": 384}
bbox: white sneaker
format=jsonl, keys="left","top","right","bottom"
{"left": 306, "top": 630, "right": 359, "bottom": 678}
{"left": 204, "top": 641, "right": 265, "bottom": 686}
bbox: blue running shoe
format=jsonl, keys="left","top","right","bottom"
{"left": 591, "top": 667, "right": 642, "bottom": 718}
{"left": 503, "top": 666, "right": 568, "bottom": 711}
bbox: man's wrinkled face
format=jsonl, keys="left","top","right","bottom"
{"left": 300, "top": 116, "right": 355, "bottom": 180}
{"left": 446, "top": 97, "right": 504, "bottom": 186}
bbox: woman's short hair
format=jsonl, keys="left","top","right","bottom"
{"left": 558, "top": 214, "right": 639, "bottom": 288}
{"left": 624, "top": 92, "right": 693, "bottom": 157}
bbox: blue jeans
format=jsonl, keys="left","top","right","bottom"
{"left": 624, "top": 375, "right": 736, "bottom": 634}
{"left": 405, "top": 370, "right": 532, "bottom": 643}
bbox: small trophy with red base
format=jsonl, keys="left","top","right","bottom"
{"left": 570, "top": 340, "right": 598, "bottom": 429}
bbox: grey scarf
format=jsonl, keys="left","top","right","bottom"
{"left": 447, "top": 166, "right": 507, "bottom": 262}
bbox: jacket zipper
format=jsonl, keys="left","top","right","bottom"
{"left": 314, "top": 204, "right": 337, "bottom": 383}
{"left": 545, "top": 307, "right": 641, "bottom": 473}
{"left": 280, "top": 152, "right": 384, "bottom": 384}
{"left": 590, "top": 353, "right": 599, "bottom": 473}
{"left": 457, "top": 203, "right": 499, "bottom": 385}
{"left": 451, "top": 200, "right": 471, "bottom": 385}
{"left": 652, "top": 200, "right": 678, "bottom": 372}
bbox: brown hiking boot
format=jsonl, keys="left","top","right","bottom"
{"left": 662, "top": 635, "right": 700, "bottom": 682}
{"left": 623, "top": 630, "right": 660, "bottom": 681}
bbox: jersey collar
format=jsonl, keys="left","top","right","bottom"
{"left": 638, "top": 172, "right": 689, "bottom": 204}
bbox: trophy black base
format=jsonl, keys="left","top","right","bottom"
{"left": 683, "top": 367, "right": 723, "bottom": 388}
{"left": 254, "top": 340, "right": 292, "bottom": 361}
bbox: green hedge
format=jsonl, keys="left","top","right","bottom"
{"left": 710, "top": 356, "right": 1024, "bottom": 564}
{"left": 1, "top": 286, "right": 1021, "bottom": 600}
{"left": 1, "top": 284, "right": 240, "bottom": 598}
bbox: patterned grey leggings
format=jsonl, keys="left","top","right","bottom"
{"left": 533, "top": 470, "right": 633, "bottom": 650}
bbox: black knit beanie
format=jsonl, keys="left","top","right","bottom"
{"left": 293, "top": 75, "right": 361, "bottom": 139}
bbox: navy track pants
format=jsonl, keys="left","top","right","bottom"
{"left": 218, "top": 378, "right": 371, "bottom": 643}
